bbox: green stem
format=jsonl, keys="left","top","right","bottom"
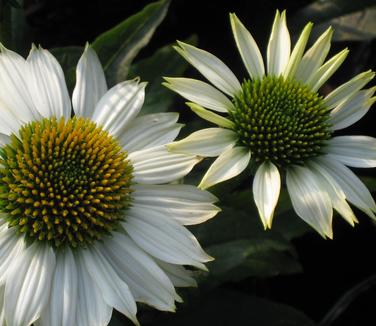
{"left": 319, "top": 273, "right": 376, "bottom": 326}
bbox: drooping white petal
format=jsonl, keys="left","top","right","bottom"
{"left": 188, "top": 102, "right": 235, "bottom": 129}
{"left": 132, "top": 184, "right": 219, "bottom": 225}
{"left": 314, "top": 155, "right": 376, "bottom": 218}
{"left": 91, "top": 79, "right": 146, "bottom": 137}
{"left": 27, "top": 45, "right": 71, "bottom": 119}
{"left": 286, "top": 165, "right": 333, "bottom": 238}
{"left": 38, "top": 248, "right": 78, "bottom": 326}
{"left": 199, "top": 146, "right": 251, "bottom": 189}
{"left": 0, "top": 45, "right": 40, "bottom": 125}
{"left": 124, "top": 206, "right": 212, "bottom": 270}
{"left": 102, "top": 233, "right": 180, "bottom": 311}
{"left": 0, "top": 225, "right": 25, "bottom": 285}
{"left": 267, "top": 10, "right": 291, "bottom": 76}
{"left": 4, "top": 243, "right": 56, "bottom": 326}
{"left": 325, "top": 136, "right": 376, "bottom": 168}
{"left": 307, "top": 49, "right": 349, "bottom": 92}
{"left": 252, "top": 161, "right": 281, "bottom": 229}
{"left": 129, "top": 145, "right": 201, "bottom": 184}
{"left": 295, "top": 27, "right": 333, "bottom": 83}
{"left": 324, "top": 70, "right": 375, "bottom": 110}
{"left": 163, "top": 77, "right": 234, "bottom": 112}
{"left": 308, "top": 160, "right": 358, "bottom": 226}
{"left": 329, "top": 88, "right": 376, "bottom": 130}
{"left": 72, "top": 45, "right": 107, "bottom": 118}
{"left": 118, "top": 113, "right": 182, "bottom": 152}
{"left": 230, "top": 13, "right": 265, "bottom": 79}
{"left": 168, "top": 128, "right": 238, "bottom": 157}
{"left": 81, "top": 248, "right": 139, "bottom": 325}
{"left": 75, "top": 254, "right": 112, "bottom": 326}
{"left": 156, "top": 260, "right": 197, "bottom": 287}
{"left": 175, "top": 41, "right": 241, "bottom": 96}
{"left": 283, "top": 22, "right": 313, "bottom": 78}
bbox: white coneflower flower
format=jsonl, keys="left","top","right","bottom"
{"left": 0, "top": 44, "right": 219, "bottom": 326}
{"left": 164, "top": 10, "right": 376, "bottom": 238}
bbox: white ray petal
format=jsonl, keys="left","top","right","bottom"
{"left": 81, "top": 248, "right": 139, "bottom": 325}
{"left": 324, "top": 70, "right": 375, "bottom": 110}
{"left": 199, "top": 146, "right": 251, "bottom": 189}
{"left": 102, "top": 233, "right": 179, "bottom": 311}
{"left": 0, "top": 45, "right": 40, "bottom": 125}
{"left": 230, "top": 13, "right": 265, "bottom": 79}
{"left": 168, "top": 128, "right": 238, "bottom": 157}
{"left": 129, "top": 145, "right": 201, "bottom": 184}
{"left": 0, "top": 101, "right": 22, "bottom": 135}
{"left": 132, "top": 184, "right": 219, "bottom": 225}
{"left": 39, "top": 248, "right": 77, "bottom": 326}
{"left": 4, "top": 243, "right": 56, "bottom": 326}
{"left": 27, "top": 45, "right": 71, "bottom": 119}
{"left": 156, "top": 260, "right": 197, "bottom": 288}
{"left": 325, "top": 136, "right": 376, "bottom": 168}
{"left": 329, "top": 88, "right": 376, "bottom": 130}
{"left": 124, "top": 206, "right": 212, "bottom": 270}
{"left": 283, "top": 22, "right": 313, "bottom": 78}
{"left": 118, "top": 112, "right": 182, "bottom": 152}
{"left": 0, "top": 225, "right": 25, "bottom": 285}
{"left": 72, "top": 45, "right": 107, "bottom": 118}
{"left": 314, "top": 155, "right": 376, "bottom": 218}
{"left": 307, "top": 49, "right": 349, "bottom": 92}
{"left": 267, "top": 10, "right": 291, "bottom": 76}
{"left": 91, "top": 79, "right": 146, "bottom": 137}
{"left": 188, "top": 102, "right": 235, "bottom": 129}
{"left": 295, "top": 27, "right": 333, "bottom": 83}
{"left": 164, "top": 77, "right": 234, "bottom": 112}
{"left": 75, "top": 254, "right": 112, "bottom": 326}
{"left": 253, "top": 161, "right": 281, "bottom": 229}
{"left": 175, "top": 41, "right": 241, "bottom": 96}
{"left": 286, "top": 165, "right": 333, "bottom": 238}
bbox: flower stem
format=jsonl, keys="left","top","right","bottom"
{"left": 319, "top": 273, "right": 376, "bottom": 326}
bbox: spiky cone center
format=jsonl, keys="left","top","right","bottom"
{"left": 0, "top": 117, "right": 133, "bottom": 248}
{"left": 229, "top": 76, "right": 332, "bottom": 167}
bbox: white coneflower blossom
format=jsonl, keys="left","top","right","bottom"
{"left": 0, "top": 44, "right": 220, "bottom": 326}
{"left": 164, "top": 10, "right": 376, "bottom": 238}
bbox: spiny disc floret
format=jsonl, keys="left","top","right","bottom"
{"left": 0, "top": 117, "right": 133, "bottom": 248}
{"left": 230, "top": 76, "right": 331, "bottom": 166}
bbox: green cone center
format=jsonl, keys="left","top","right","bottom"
{"left": 0, "top": 117, "right": 133, "bottom": 248}
{"left": 229, "top": 76, "right": 331, "bottom": 166}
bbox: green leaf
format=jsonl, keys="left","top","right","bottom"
{"left": 128, "top": 35, "right": 197, "bottom": 115}
{"left": 206, "top": 239, "right": 302, "bottom": 282}
{"left": 92, "top": 0, "right": 170, "bottom": 86}
{"left": 290, "top": 0, "right": 376, "bottom": 33}
{"left": 191, "top": 206, "right": 302, "bottom": 283}
{"left": 50, "top": 46, "right": 84, "bottom": 94}
{"left": 157, "top": 289, "right": 316, "bottom": 326}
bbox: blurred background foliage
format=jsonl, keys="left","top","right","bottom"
{"left": 0, "top": 0, "right": 375, "bottom": 325}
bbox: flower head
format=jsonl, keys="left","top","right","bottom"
{"left": 164, "top": 10, "right": 376, "bottom": 237}
{"left": 0, "top": 44, "right": 219, "bottom": 325}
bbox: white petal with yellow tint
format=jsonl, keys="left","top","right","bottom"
{"left": 267, "top": 10, "right": 291, "bottom": 75}
{"left": 230, "top": 13, "right": 265, "bottom": 79}
{"left": 199, "top": 146, "right": 251, "bottom": 189}
{"left": 253, "top": 161, "right": 281, "bottom": 229}
{"left": 175, "top": 41, "right": 241, "bottom": 96}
